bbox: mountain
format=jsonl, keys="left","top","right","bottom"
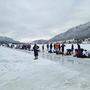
{"left": 0, "top": 36, "right": 19, "bottom": 44}
{"left": 50, "top": 22, "right": 90, "bottom": 42}
{"left": 31, "top": 39, "right": 48, "bottom": 44}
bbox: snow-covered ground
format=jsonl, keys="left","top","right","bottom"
{"left": 0, "top": 46, "right": 90, "bottom": 90}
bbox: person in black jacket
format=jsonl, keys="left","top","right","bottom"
{"left": 71, "top": 44, "right": 74, "bottom": 53}
{"left": 50, "top": 43, "right": 53, "bottom": 53}
{"left": 77, "top": 43, "right": 81, "bottom": 50}
{"left": 61, "top": 43, "right": 65, "bottom": 55}
{"left": 47, "top": 44, "right": 49, "bottom": 51}
{"left": 42, "top": 44, "right": 44, "bottom": 52}
{"left": 33, "top": 44, "right": 39, "bottom": 60}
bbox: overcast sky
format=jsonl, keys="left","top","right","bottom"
{"left": 0, "top": 0, "right": 90, "bottom": 42}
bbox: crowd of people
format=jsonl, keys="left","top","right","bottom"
{"left": 45, "top": 43, "right": 90, "bottom": 58}
{"left": 0, "top": 42, "right": 90, "bottom": 59}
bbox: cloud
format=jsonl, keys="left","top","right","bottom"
{"left": 0, "top": 0, "right": 90, "bottom": 41}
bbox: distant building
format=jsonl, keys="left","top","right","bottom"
{"left": 83, "top": 38, "right": 90, "bottom": 44}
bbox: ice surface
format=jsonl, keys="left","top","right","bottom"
{"left": 0, "top": 46, "right": 90, "bottom": 90}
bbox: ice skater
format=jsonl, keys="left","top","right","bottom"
{"left": 33, "top": 44, "right": 39, "bottom": 60}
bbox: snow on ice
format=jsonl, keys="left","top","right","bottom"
{"left": 0, "top": 46, "right": 90, "bottom": 90}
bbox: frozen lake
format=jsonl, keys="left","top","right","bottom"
{"left": 0, "top": 46, "right": 90, "bottom": 90}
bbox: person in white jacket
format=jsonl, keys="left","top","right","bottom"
{"left": 83, "top": 50, "right": 90, "bottom": 58}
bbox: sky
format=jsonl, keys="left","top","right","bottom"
{"left": 0, "top": 0, "right": 90, "bottom": 42}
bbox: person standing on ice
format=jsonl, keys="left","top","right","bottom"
{"left": 33, "top": 44, "right": 39, "bottom": 60}
{"left": 50, "top": 43, "right": 53, "bottom": 53}
{"left": 42, "top": 44, "right": 44, "bottom": 52}
{"left": 77, "top": 43, "right": 81, "bottom": 50}
{"left": 71, "top": 44, "right": 74, "bottom": 53}
{"left": 76, "top": 43, "right": 82, "bottom": 57}
{"left": 47, "top": 44, "right": 49, "bottom": 51}
{"left": 61, "top": 43, "right": 65, "bottom": 55}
